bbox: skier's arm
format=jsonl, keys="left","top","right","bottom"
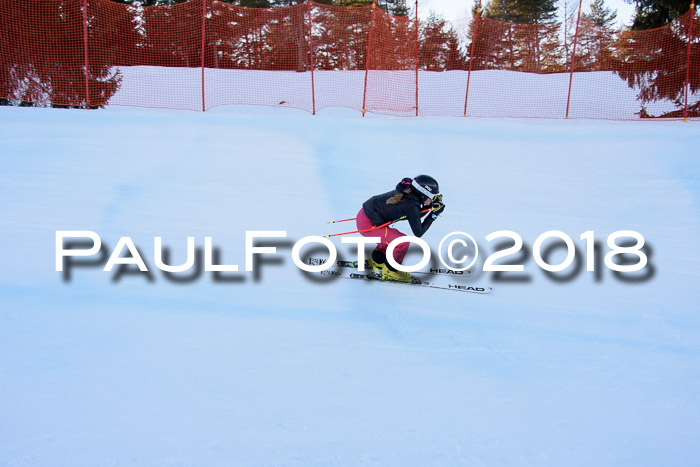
{"left": 406, "top": 199, "right": 446, "bottom": 237}
{"left": 406, "top": 205, "right": 434, "bottom": 237}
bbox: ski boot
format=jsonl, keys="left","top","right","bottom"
{"left": 380, "top": 264, "right": 421, "bottom": 284}
{"left": 367, "top": 250, "right": 387, "bottom": 274}
{"left": 367, "top": 257, "right": 385, "bottom": 273}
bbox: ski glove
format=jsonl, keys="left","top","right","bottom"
{"left": 431, "top": 194, "right": 444, "bottom": 212}
{"left": 430, "top": 200, "right": 445, "bottom": 221}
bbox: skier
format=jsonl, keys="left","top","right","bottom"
{"left": 356, "top": 175, "right": 445, "bottom": 282}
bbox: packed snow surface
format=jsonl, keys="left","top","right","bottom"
{"left": 1, "top": 104, "right": 699, "bottom": 466}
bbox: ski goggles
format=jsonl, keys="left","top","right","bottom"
{"left": 411, "top": 179, "right": 439, "bottom": 201}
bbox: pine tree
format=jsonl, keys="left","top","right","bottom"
{"left": 583, "top": 0, "right": 617, "bottom": 27}
{"left": 335, "top": 0, "right": 371, "bottom": 6}
{"left": 231, "top": 0, "right": 272, "bottom": 7}
{"left": 118, "top": 0, "right": 186, "bottom": 5}
{"left": 573, "top": 0, "right": 618, "bottom": 71}
{"left": 613, "top": 1, "right": 698, "bottom": 117}
{"left": 465, "top": 0, "right": 487, "bottom": 69}
{"left": 311, "top": 1, "right": 372, "bottom": 71}
{"left": 379, "top": 0, "right": 409, "bottom": 16}
{"left": 1, "top": 0, "right": 121, "bottom": 107}
{"left": 419, "top": 13, "right": 465, "bottom": 71}
{"left": 561, "top": 0, "right": 579, "bottom": 67}
{"left": 444, "top": 34, "right": 466, "bottom": 70}
{"left": 266, "top": 0, "right": 335, "bottom": 6}
{"left": 479, "top": 0, "right": 563, "bottom": 72}
{"left": 335, "top": 0, "right": 408, "bottom": 15}
{"left": 627, "top": 0, "right": 692, "bottom": 30}
{"left": 485, "top": 0, "right": 558, "bottom": 24}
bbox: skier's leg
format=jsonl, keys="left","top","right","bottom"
{"left": 355, "top": 208, "right": 374, "bottom": 233}
{"left": 357, "top": 209, "right": 390, "bottom": 271}
{"left": 356, "top": 210, "right": 409, "bottom": 277}
{"left": 381, "top": 227, "right": 409, "bottom": 268}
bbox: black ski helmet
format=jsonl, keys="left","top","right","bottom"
{"left": 412, "top": 175, "right": 439, "bottom": 201}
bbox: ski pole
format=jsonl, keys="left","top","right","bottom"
{"left": 324, "top": 220, "right": 395, "bottom": 238}
{"left": 327, "top": 208, "right": 431, "bottom": 225}
{"left": 325, "top": 216, "right": 410, "bottom": 238}
{"left": 327, "top": 217, "right": 356, "bottom": 224}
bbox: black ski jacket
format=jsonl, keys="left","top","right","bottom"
{"left": 362, "top": 182, "right": 434, "bottom": 237}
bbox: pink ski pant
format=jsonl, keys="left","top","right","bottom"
{"left": 356, "top": 208, "right": 409, "bottom": 264}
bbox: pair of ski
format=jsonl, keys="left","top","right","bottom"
{"left": 308, "top": 257, "right": 494, "bottom": 294}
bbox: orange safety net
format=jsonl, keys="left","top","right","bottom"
{"left": 310, "top": 3, "right": 372, "bottom": 113}
{"left": 90, "top": 0, "right": 204, "bottom": 110}
{"left": 567, "top": 10, "right": 700, "bottom": 119}
{"left": 465, "top": 16, "right": 569, "bottom": 118}
{"left": 204, "top": 2, "right": 312, "bottom": 112}
{"left": 692, "top": 9, "right": 700, "bottom": 118}
{"left": 364, "top": 6, "right": 418, "bottom": 116}
{"left": 417, "top": 16, "right": 470, "bottom": 117}
{"left": 0, "top": 0, "right": 698, "bottom": 119}
{"left": 0, "top": 0, "right": 87, "bottom": 108}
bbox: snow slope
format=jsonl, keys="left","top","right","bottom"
{"left": 1, "top": 104, "right": 699, "bottom": 466}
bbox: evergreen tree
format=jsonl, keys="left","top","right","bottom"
{"left": 311, "top": 1, "right": 372, "bottom": 70}
{"left": 419, "top": 13, "right": 465, "bottom": 71}
{"left": 485, "top": 0, "right": 558, "bottom": 24}
{"left": 367, "top": 6, "right": 416, "bottom": 70}
{"left": 118, "top": 0, "right": 186, "bottom": 5}
{"left": 1, "top": 0, "right": 120, "bottom": 107}
{"left": 627, "top": 0, "right": 692, "bottom": 30}
{"left": 335, "top": 0, "right": 370, "bottom": 6}
{"left": 268, "top": 0, "right": 335, "bottom": 5}
{"left": 478, "top": 0, "right": 563, "bottom": 72}
{"left": 584, "top": 0, "right": 618, "bottom": 27}
{"left": 380, "top": 0, "right": 409, "bottom": 16}
{"left": 561, "top": 0, "right": 579, "bottom": 66}
{"left": 613, "top": 0, "right": 697, "bottom": 117}
{"left": 465, "top": 0, "right": 486, "bottom": 69}
{"left": 231, "top": 0, "right": 272, "bottom": 7}
{"left": 444, "top": 34, "right": 466, "bottom": 70}
{"left": 228, "top": 0, "right": 333, "bottom": 6}
{"left": 335, "top": 0, "right": 409, "bottom": 15}
{"left": 573, "top": 0, "right": 618, "bottom": 71}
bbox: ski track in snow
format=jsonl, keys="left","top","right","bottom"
{"left": 0, "top": 104, "right": 699, "bottom": 466}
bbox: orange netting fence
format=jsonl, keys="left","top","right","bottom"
{"left": 0, "top": 0, "right": 698, "bottom": 119}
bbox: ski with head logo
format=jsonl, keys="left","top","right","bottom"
{"left": 315, "top": 258, "right": 473, "bottom": 277}
{"left": 310, "top": 258, "right": 493, "bottom": 294}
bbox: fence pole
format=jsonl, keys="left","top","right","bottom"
{"left": 362, "top": 1, "right": 377, "bottom": 117}
{"left": 415, "top": 0, "right": 419, "bottom": 116}
{"left": 201, "top": 0, "right": 207, "bottom": 111}
{"left": 83, "top": 0, "right": 90, "bottom": 109}
{"left": 307, "top": 0, "right": 316, "bottom": 115}
{"left": 565, "top": 0, "right": 583, "bottom": 119}
{"left": 684, "top": 3, "right": 696, "bottom": 121}
{"left": 464, "top": 0, "right": 481, "bottom": 117}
